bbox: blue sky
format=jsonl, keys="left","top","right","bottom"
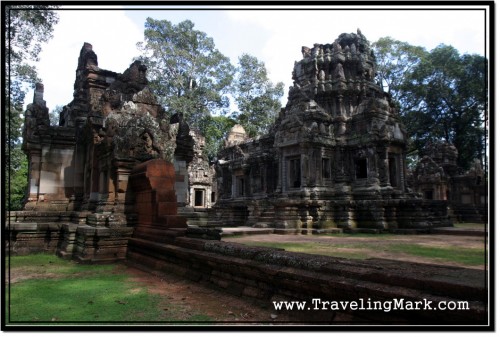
{"left": 31, "top": 5, "right": 488, "bottom": 112}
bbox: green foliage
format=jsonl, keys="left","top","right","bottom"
{"left": 49, "top": 105, "right": 64, "bottom": 126}
{"left": 5, "top": 253, "right": 115, "bottom": 274}
{"left": 232, "top": 54, "right": 284, "bottom": 138}
{"left": 372, "top": 38, "right": 487, "bottom": 171}
{"left": 6, "top": 100, "right": 28, "bottom": 211}
{"left": 5, "top": 6, "right": 59, "bottom": 211}
{"left": 372, "top": 36, "right": 427, "bottom": 108}
{"left": 137, "top": 19, "right": 285, "bottom": 157}
{"left": 137, "top": 18, "right": 235, "bottom": 130}
{"left": 5, "top": 5, "right": 59, "bottom": 101}
{"left": 199, "top": 115, "right": 236, "bottom": 161}
{"left": 6, "top": 145, "right": 28, "bottom": 210}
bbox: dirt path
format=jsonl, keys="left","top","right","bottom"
{"left": 124, "top": 265, "right": 294, "bottom": 323}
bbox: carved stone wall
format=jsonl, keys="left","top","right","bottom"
{"left": 8, "top": 43, "right": 182, "bottom": 261}
{"left": 187, "top": 130, "right": 215, "bottom": 208}
{"left": 126, "top": 236, "right": 486, "bottom": 324}
{"left": 410, "top": 142, "right": 487, "bottom": 223}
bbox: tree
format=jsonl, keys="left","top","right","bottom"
{"left": 371, "top": 37, "right": 427, "bottom": 112}
{"left": 372, "top": 38, "right": 487, "bottom": 172}
{"left": 50, "top": 105, "right": 64, "bottom": 126}
{"left": 199, "top": 115, "right": 237, "bottom": 161}
{"left": 232, "top": 54, "right": 284, "bottom": 138}
{"left": 5, "top": 5, "right": 59, "bottom": 103}
{"left": 137, "top": 18, "right": 235, "bottom": 130}
{"left": 404, "top": 45, "right": 487, "bottom": 171}
{"left": 5, "top": 5, "right": 59, "bottom": 210}
{"left": 5, "top": 100, "right": 26, "bottom": 210}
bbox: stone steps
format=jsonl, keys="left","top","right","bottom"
{"left": 220, "top": 227, "right": 275, "bottom": 237}
{"left": 178, "top": 207, "right": 210, "bottom": 227}
{"left": 451, "top": 204, "right": 487, "bottom": 223}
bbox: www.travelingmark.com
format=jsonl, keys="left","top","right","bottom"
{"left": 272, "top": 298, "right": 470, "bottom": 313}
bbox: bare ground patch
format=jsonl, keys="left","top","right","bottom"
{"left": 124, "top": 265, "right": 296, "bottom": 323}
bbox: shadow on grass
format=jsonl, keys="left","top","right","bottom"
{"left": 5, "top": 254, "right": 213, "bottom": 324}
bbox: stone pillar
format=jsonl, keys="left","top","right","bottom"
{"left": 128, "top": 159, "right": 187, "bottom": 229}
{"left": 276, "top": 150, "right": 283, "bottom": 193}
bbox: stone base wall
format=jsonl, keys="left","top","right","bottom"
{"left": 207, "top": 197, "right": 453, "bottom": 231}
{"left": 126, "top": 235, "right": 486, "bottom": 324}
{"left": 451, "top": 203, "right": 488, "bottom": 223}
{"left": 6, "top": 222, "right": 63, "bottom": 256}
{"left": 6, "top": 211, "right": 74, "bottom": 256}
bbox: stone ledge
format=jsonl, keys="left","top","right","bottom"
{"left": 127, "top": 236, "right": 487, "bottom": 324}
{"left": 431, "top": 227, "right": 486, "bottom": 237}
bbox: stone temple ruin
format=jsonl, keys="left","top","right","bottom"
{"left": 14, "top": 42, "right": 198, "bottom": 262}
{"left": 10, "top": 32, "right": 483, "bottom": 257}
{"left": 409, "top": 142, "right": 487, "bottom": 223}
{"left": 212, "top": 30, "right": 451, "bottom": 232}
{"left": 6, "top": 33, "right": 487, "bottom": 323}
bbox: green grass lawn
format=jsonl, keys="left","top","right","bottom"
{"left": 5, "top": 254, "right": 212, "bottom": 324}
{"left": 384, "top": 243, "right": 485, "bottom": 266}
{"left": 233, "top": 234, "right": 486, "bottom": 267}
{"left": 453, "top": 222, "right": 487, "bottom": 229}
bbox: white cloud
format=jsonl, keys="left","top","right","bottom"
{"left": 35, "top": 9, "right": 143, "bottom": 110}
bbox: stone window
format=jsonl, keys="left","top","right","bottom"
{"left": 322, "top": 158, "right": 331, "bottom": 179}
{"left": 211, "top": 191, "right": 216, "bottom": 203}
{"left": 355, "top": 158, "right": 368, "bottom": 179}
{"left": 237, "top": 177, "right": 246, "bottom": 196}
{"left": 194, "top": 189, "right": 204, "bottom": 207}
{"left": 251, "top": 166, "right": 264, "bottom": 193}
{"left": 99, "top": 169, "right": 109, "bottom": 194}
{"left": 461, "top": 194, "right": 472, "bottom": 204}
{"left": 424, "top": 190, "right": 434, "bottom": 200}
{"left": 260, "top": 167, "right": 266, "bottom": 192}
{"left": 389, "top": 156, "right": 399, "bottom": 188}
{"left": 288, "top": 157, "right": 301, "bottom": 188}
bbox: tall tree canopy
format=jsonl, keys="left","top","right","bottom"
{"left": 232, "top": 54, "right": 284, "bottom": 138}
{"left": 137, "top": 18, "right": 285, "bottom": 158}
{"left": 5, "top": 5, "right": 59, "bottom": 104}
{"left": 371, "top": 37, "right": 427, "bottom": 111}
{"left": 372, "top": 38, "right": 487, "bottom": 172}
{"left": 199, "top": 115, "right": 236, "bottom": 160}
{"left": 137, "top": 18, "right": 235, "bottom": 129}
{"left": 5, "top": 5, "right": 59, "bottom": 210}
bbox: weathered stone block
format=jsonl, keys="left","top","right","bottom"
{"left": 156, "top": 202, "right": 178, "bottom": 216}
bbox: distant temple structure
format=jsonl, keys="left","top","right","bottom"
{"left": 410, "top": 142, "right": 487, "bottom": 223}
